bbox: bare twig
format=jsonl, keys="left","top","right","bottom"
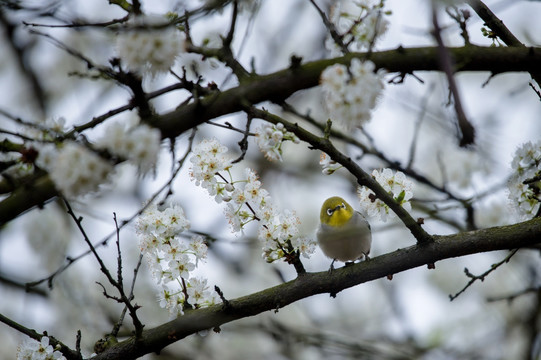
{"left": 445, "top": 6, "right": 471, "bottom": 46}
{"left": 308, "top": 0, "right": 349, "bottom": 54}
{"left": 432, "top": 7, "right": 475, "bottom": 147}
{"left": 63, "top": 199, "right": 144, "bottom": 336}
{"left": 449, "top": 248, "right": 519, "bottom": 301}
{"left": 1, "top": 11, "right": 47, "bottom": 113}
{"left": 406, "top": 84, "right": 434, "bottom": 169}
{"left": 487, "top": 286, "right": 541, "bottom": 303}
{"left": 232, "top": 115, "right": 253, "bottom": 164}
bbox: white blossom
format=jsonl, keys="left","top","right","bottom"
{"left": 189, "top": 137, "right": 232, "bottom": 193}
{"left": 325, "top": 0, "right": 390, "bottom": 56}
{"left": 187, "top": 277, "right": 217, "bottom": 308}
{"left": 25, "top": 117, "right": 68, "bottom": 142}
{"left": 292, "top": 236, "right": 317, "bottom": 259}
{"left": 97, "top": 122, "right": 161, "bottom": 174}
{"left": 190, "top": 138, "right": 315, "bottom": 263}
{"left": 319, "top": 152, "right": 342, "bottom": 175}
{"left": 25, "top": 205, "right": 71, "bottom": 271}
{"left": 43, "top": 141, "right": 113, "bottom": 198}
{"left": 116, "top": 14, "right": 185, "bottom": 76}
{"left": 136, "top": 203, "right": 216, "bottom": 316}
{"left": 321, "top": 58, "right": 385, "bottom": 130}
{"left": 136, "top": 203, "right": 190, "bottom": 244}
{"left": 358, "top": 168, "right": 414, "bottom": 222}
{"left": 507, "top": 141, "right": 541, "bottom": 219}
{"left": 16, "top": 337, "right": 67, "bottom": 360}
{"left": 254, "top": 122, "right": 300, "bottom": 162}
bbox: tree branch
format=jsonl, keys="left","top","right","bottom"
{"left": 93, "top": 217, "right": 541, "bottom": 360}
{"left": 246, "top": 107, "right": 431, "bottom": 243}
{"left": 465, "top": 0, "right": 541, "bottom": 86}
{"left": 432, "top": 8, "right": 475, "bottom": 147}
{"left": 1, "top": 46, "right": 540, "bottom": 226}
{"left": 465, "top": 0, "right": 523, "bottom": 47}
{"left": 152, "top": 45, "right": 541, "bottom": 138}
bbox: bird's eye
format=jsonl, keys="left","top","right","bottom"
{"left": 341, "top": 203, "right": 346, "bottom": 209}
{"left": 326, "top": 208, "right": 333, "bottom": 216}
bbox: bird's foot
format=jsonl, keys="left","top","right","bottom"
{"left": 327, "top": 259, "right": 336, "bottom": 274}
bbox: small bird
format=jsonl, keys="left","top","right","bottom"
{"left": 317, "top": 196, "right": 372, "bottom": 272}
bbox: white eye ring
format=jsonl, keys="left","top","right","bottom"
{"left": 327, "top": 208, "right": 333, "bottom": 216}
{"left": 341, "top": 203, "right": 346, "bottom": 209}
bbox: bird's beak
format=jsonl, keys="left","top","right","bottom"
{"left": 333, "top": 205, "right": 342, "bottom": 212}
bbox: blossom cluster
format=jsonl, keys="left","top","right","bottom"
{"left": 319, "top": 152, "right": 342, "bottom": 175}
{"left": 254, "top": 122, "right": 300, "bottom": 162}
{"left": 358, "top": 168, "right": 414, "bottom": 222}
{"left": 135, "top": 203, "right": 216, "bottom": 316}
{"left": 190, "top": 138, "right": 316, "bottom": 263}
{"left": 16, "top": 336, "right": 66, "bottom": 360}
{"left": 97, "top": 122, "right": 162, "bottom": 174}
{"left": 36, "top": 141, "right": 113, "bottom": 198}
{"left": 320, "top": 58, "right": 385, "bottom": 130}
{"left": 116, "top": 14, "right": 184, "bottom": 76}
{"left": 507, "top": 141, "right": 541, "bottom": 219}
{"left": 325, "top": 0, "right": 390, "bottom": 55}
{"left": 189, "top": 137, "right": 232, "bottom": 200}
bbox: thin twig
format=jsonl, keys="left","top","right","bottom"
{"left": 487, "top": 286, "right": 541, "bottom": 303}
{"left": 63, "top": 199, "right": 144, "bottom": 336}
{"left": 113, "top": 213, "right": 124, "bottom": 296}
{"left": 449, "top": 248, "right": 519, "bottom": 301}
{"left": 232, "top": 115, "right": 253, "bottom": 163}
{"left": 432, "top": 7, "right": 475, "bottom": 147}
{"left": 406, "top": 84, "right": 434, "bottom": 169}
{"left": 308, "top": 0, "right": 349, "bottom": 54}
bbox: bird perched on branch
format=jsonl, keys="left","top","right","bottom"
{"left": 317, "top": 196, "right": 372, "bottom": 272}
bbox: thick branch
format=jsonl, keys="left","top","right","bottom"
{"left": 465, "top": 0, "right": 541, "bottom": 86}
{"left": 1, "top": 45, "right": 540, "bottom": 226}
{"left": 465, "top": 0, "right": 523, "bottom": 47}
{"left": 0, "top": 175, "right": 56, "bottom": 223}
{"left": 153, "top": 45, "right": 541, "bottom": 138}
{"left": 93, "top": 217, "right": 541, "bottom": 360}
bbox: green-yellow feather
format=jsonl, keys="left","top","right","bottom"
{"left": 320, "top": 196, "right": 354, "bottom": 227}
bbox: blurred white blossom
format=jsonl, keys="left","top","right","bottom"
{"left": 16, "top": 336, "right": 66, "bottom": 360}
{"left": 442, "top": 146, "right": 491, "bottom": 189}
{"left": 320, "top": 58, "right": 385, "bottom": 130}
{"left": 116, "top": 14, "right": 185, "bottom": 76}
{"left": 97, "top": 122, "right": 162, "bottom": 174}
{"left": 25, "top": 205, "right": 71, "bottom": 272}
{"left": 358, "top": 168, "right": 414, "bottom": 222}
{"left": 39, "top": 141, "right": 112, "bottom": 198}
{"left": 507, "top": 141, "right": 541, "bottom": 219}
{"left": 25, "top": 116, "right": 67, "bottom": 142}
{"left": 190, "top": 139, "right": 316, "bottom": 262}
{"left": 254, "top": 122, "right": 300, "bottom": 162}
{"left": 325, "top": 0, "right": 390, "bottom": 56}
